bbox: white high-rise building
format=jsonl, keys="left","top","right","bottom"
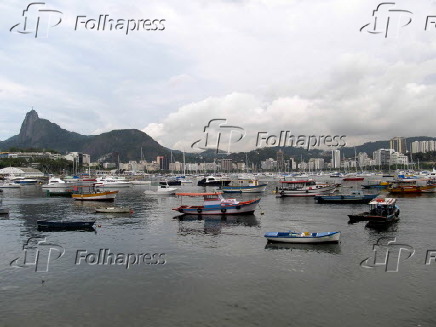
{"left": 331, "top": 150, "right": 341, "bottom": 169}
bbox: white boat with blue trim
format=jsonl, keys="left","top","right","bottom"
{"left": 173, "top": 192, "right": 260, "bottom": 215}
{"left": 264, "top": 231, "right": 341, "bottom": 243}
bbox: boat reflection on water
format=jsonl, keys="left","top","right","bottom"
{"left": 265, "top": 242, "right": 341, "bottom": 254}
{"left": 175, "top": 214, "right": 260, "bottom": 235}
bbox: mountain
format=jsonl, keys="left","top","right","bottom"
{"left": 0, "top": 110, "right": 171, "bottom": 161}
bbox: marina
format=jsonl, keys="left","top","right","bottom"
{"left": 0, "top": 177, "right": 435, "bottom": 326}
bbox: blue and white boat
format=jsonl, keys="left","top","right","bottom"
{"left": 264, "top": 231, "right": 341, "bottom": 243}
{"left": 220, "top": 179, "right": 267, "bottom": 193}
{"left": 315, "top": 191, "right": 379, "bottom": 204}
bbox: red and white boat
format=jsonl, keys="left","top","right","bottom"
{"left": 173, "top": 192, "right": 260, "bottom": 215}
{"left": 277, "top": 180, "right": 336, "bottom": 197}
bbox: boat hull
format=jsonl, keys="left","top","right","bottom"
{"left": 37, "top": 220, "right": 95, "bottom": 230}
{"left": 173, "top": 199, "right": 260, "bottom": 215}
{"left": 279, "top": 185, "right": 336, "bottom": 197}
{"left": 265, "top": 231, "right": 341, "bottom": 243}
{"left": 315, "top": 194, "right": 378, "bottom": 204}
{"left": 95, "top": 207, "right": 133, "bottom": 213}
{"left": 221, "top": 184, "right": 267, "bottom": 193}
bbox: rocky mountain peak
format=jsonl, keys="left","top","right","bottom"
{"left": 19, "top": 109, "right": 40, "bottom": 142}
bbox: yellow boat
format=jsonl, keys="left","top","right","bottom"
{"left": 388, "top": 180, "right": 436, "bottom": 193}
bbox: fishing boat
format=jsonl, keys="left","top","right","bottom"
{"left": 173, "top": 192, "right": 260, "bottom": 215}
{"left": 72, "top": 184, "right": 118, "bottom": 201}
{"left": 348, "top": 198, "right": 400, "bottom": 223}
{"left": 388, "top": 180, "right": 436, "bottom": 193}
{"left": 264, "top": 231, "right": 341, "bottom": 243}
{"left": 315, "top": 191, "right": 379, "bottom": 204}
{"left": 37, "top": 220, "right": 95, "bottom": 230}
{"left": 144, "top": 182, "right": 178, "bottom": 195}
{"left": 220, "top": 179, "right": 267, "bottom": 193}
{"left": 277, "top": 180, "right": 336, "bottom": 197}
{"left": 95, "top": 206, "right": 134, "bottom": 213}
{"left": 197, "top": 176, "right": 231, "bottom": 187}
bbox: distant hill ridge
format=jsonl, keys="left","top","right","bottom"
{"left": 1, "top": 110, "right": 435, "bottom": 163}
{"left": 0, "top": 110, "right": 171, "bottom": 161}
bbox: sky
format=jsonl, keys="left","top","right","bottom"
{"left": 1, "top": 0, "right": 436, "bottom": 153}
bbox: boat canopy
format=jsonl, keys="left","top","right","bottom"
{"left": 369, "top": 198, "right": 396, "bottom": 205}
{"left": 176, "top": 192, "right": 223, "bottom": 197}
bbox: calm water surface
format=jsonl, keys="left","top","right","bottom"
{"left": 1, "top": 179, "right": 435, "bottom": 326}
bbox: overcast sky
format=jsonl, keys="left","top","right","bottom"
{"left": 1, "top": 0, "right": 436, "bottom": 152}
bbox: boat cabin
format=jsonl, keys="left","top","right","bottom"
{"left": 368, "top": 198, "right": 397, "bottom": 217}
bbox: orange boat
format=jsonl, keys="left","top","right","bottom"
{"left": 388, "top": 180, "right": 436, "bottom": 193}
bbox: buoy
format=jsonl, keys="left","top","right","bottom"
{"left": 97, "top": 224, "right": 102, "bottom": 227}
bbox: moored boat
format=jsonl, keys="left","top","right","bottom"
{"left": 37, "top": 220, "right": 95, "bottom": 230}
{"left": 221, "top": 179, "right": 267, "bottom": 193}
{"left": 315, "top": 191, "right": 379, "bottom": 204}
{"left": 277, "top": 180, "right": 336, "bottom": 197}
{"left": 95, "top": 206, "right": 134, "bottom": 213}
{"left": 144, "top": 182, "right": 178, "bottom": 195}
{"left": 173, "top": 192, "right": 260, "bottom": 215}
{"left": 342, "top": 177, "right": 364, "bottom": 181}
{"left": 348, "top": 198, "right": 400, "bottom": 223}
{"left": 197, "top": 176, "right": 231, "bottom": 187}
{"left": 72, "top": 184, "right": 118, "bottom": 201}
{"left": 388, "top": 179, "right": 436, "bottom": 193}
{"left": 264, "top": 231, "right": 341, "bottom": 243}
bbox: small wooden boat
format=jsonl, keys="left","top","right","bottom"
{"left": 315, "top": 191, "right": 379, "bottom": 204}
{"left": 348, "top": 198, "right": 399, "bottom": 223}
{"left": 95, "top": 206, "right": 134, "bottom": 213}
{"left": 0, "top": 207, "right": 10, "bottom": 215}
{"left": 37, "top": 220, "right": 95, "bottom": 230}
{"left": 264, "top": 231, "right": 341, "bottom": 243}
{"left": 221, "top": 179, "right": 267, "bottom": 193}
{"left": 173, "top": 192, "right": 260, "bottom": 215}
